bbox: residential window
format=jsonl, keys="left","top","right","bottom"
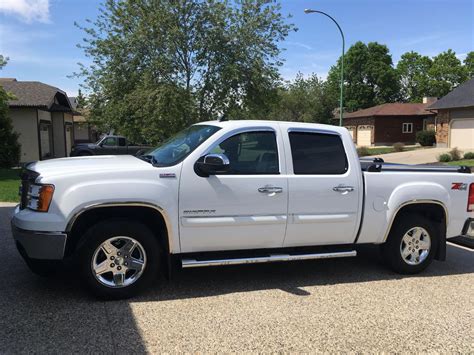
{"left": 289, "top": 132, "right": 348, "bottom": 175}
{"left": 209, "top": 131, "right": 279, "bottom": 174}
{"left": 402, "top": 123, "right": 413, "bottom": 133}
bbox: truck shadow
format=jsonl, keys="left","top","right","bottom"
{"left": 139, "top": 243, "right": 473, "bottom": 302}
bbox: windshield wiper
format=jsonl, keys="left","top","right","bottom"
{"left": 138, "top": 154, "right": 156, "bottom": 165}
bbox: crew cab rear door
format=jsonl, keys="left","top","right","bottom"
{"left": 178, "top": 125, "right": 288, "bottom": 253}
{"left": 282, "top": 127, "right": 363, "bottom": 247}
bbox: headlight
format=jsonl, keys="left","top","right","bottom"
{"left": 27, "top": 184, "right": 54, "bottom": 212}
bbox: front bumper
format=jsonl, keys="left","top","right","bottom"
{"left": 11, "top": 221, "right": 67, "bottom": 260}
{"left": 461, "top": 218, "right": 474, "bottom": 238}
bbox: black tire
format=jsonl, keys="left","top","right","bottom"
{"left": 24, "top": 259, "right": 62, "bottom": 277}
{"left": 381, "top": 214, "right": 439, "bottom": 274}
{"left": 77, "top": 219, "right": 160, "bottom": 300}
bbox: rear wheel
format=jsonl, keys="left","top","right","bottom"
{"left": 78, "top": 219, "right": 160, "bottom": 299}
{"left": 381, "top": 215, "right": 438, "bottom": 274}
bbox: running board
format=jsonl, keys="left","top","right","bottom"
{"left": 181, "top": 250, "right": 357, "bottom": 268}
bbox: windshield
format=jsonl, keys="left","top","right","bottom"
{"left": 144, "top": 125, "right": 221, "bottom": 167}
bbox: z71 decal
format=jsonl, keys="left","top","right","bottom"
{"left": 451, "top": 183, "right": 468, "bottom": 190}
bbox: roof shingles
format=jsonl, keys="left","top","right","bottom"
{"left": 428, "top": 77, "right": 474, "bottom": 110}
{"left": 344, "top": 103, "right": 434, "bottom": 119}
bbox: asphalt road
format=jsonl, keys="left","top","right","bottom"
{"left": 1, "top": 204, "right": 473, "bottom": 353}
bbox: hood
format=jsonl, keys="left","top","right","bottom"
{"left": 27, "top": 155, "right": 153, "bottom": 180}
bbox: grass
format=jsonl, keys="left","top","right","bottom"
{"left": 361, "top": 146, "right": 423, "bottom": 156}
{"left": 445, "top": 159, "right": 474, "bottom": 167}
{"left": 0, "top": 168, "right": 21, "bottom": 202}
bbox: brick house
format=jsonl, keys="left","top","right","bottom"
{"left": 427, "top": 78, "right": 474, "bottom": 150}
{"left": 343, "top": 99, "right": 436, "bottom": 146}
{"left": 0, "top": 78, "right": 75, "bottom": 163}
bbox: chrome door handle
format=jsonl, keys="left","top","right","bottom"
{"left": 333, "top": 185, "right": 354, "bottom": 192}
{"left": 258, "top": 186, "right": 283, "bottom": 194}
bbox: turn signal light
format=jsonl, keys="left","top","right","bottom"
{"left": 37, "top": 185, "right": 55, "bottom": 212}
{"left": 468, "top": 183, "right": 474, "bottom": 212}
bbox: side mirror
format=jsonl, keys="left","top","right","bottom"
{"left": 195, "top": 153, "right": 230, "bottom": 177}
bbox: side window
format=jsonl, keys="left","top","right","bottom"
{"left": 289, "top": 132, "right": 348, "bottom": 175}
{"left": 118, "top": 137, "right": 127, "bottom": 146}
{"left": 103, "top": 137, "right": 117, "bottom": 146}
{"left": 210, "top": 131, "right": 279, "bottom": 174}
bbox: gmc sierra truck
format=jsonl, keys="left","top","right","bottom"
{"left": 11, "top": 120, "right": 474, "bottom": 299}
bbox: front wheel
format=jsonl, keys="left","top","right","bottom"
{"left": 78, "top": 219, "right": 160, "bottom": 299}
{"left": 381, "top": 215, "right": 438, "bottom": 274}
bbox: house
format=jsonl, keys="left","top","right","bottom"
{"left": 343, "top": 99, "right": 436, "bottom": 146}
{"left": 0, "top": 78, "right": 74, "bottom": 162}
{"left": 69, "top": 96, "right": 98, "bottom": 144}
{"left": 427, "top": 77, "right": 474, "bottom": 149}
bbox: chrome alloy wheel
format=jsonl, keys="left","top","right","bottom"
{"left": 400, "top": 227, "right": 431, "bottom": 266}
{"left": 91, "top": 236, "right": 147, "bottom": 288}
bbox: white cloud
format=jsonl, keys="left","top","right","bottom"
{"left": 0, "top": 0, "right": 50, "bottom": 23}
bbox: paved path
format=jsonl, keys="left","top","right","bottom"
{"left": 1, "top": 205, "right": 473, "bottom": 353}
{"left": 368, "top": 147, "right": 451, "bottom": 164}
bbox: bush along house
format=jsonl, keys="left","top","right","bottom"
{"left": 342, "top": 98, "right": 437, "bottom": 147}
{"left": 0, "top": 78, "right": 75, "bottom": 163}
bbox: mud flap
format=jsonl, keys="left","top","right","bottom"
{"left": 435, "top": 232, "right": 446, "bottom": 261}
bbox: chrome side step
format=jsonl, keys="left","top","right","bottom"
{"left": 181, "top": 250, "right": 357, "bottom": 268}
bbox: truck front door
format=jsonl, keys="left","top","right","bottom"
{"left": 179, "top": 127, "right": 288, "bottom": 253}
{"left": 282, "top": 128, "right": 362, "bottom": 247}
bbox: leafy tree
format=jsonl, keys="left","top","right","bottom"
{"left": 326, "top": 41, "right": 400, "bottom": 112}
{"left": 0, "top": 56, "right": 21, "bottom": 167}
{"left": 269, "top": 73, "right": 333, "bottom": 123}
{"left": 464, "top": 51, "right": 474, "bottom": 78}
{"left": 76, "top": 0, "right": 294, "bottom": 143}
{"left": 75, "top": 89, "right": 87, "bottom": 109}
{"left": 396, "top": 51, "right": 432, "bottom": 102}
{"left": 428, "top": 49, "right": 468, "bottom": 97}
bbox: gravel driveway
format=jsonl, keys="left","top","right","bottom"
{"left": 1, "top": 205, "right": 473, "bottom": 353}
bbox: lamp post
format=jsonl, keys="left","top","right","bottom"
{"left": 304, "top": 9, "right": 345, "bottom": 127}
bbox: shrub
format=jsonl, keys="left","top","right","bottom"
{"left": 449, "top": 147, "right": 462, "bottom": 161}
{"left": 393, "top": 142, "right": 405, "bottom": 152}
{"left": 357, "top": 146, "right": 370, "bottom": 157}
{"left": 438, "top": 153, "right": 452, "bottom": 162}
{"left": 416, "top": 130, "right": 436, "bottom": 146}
{"left": 0, "top": 87, "right": 21, "bottom": 168}
{"left": 463, "top": 152, "right": 474, "bottom": 159}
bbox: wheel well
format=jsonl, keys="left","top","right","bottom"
{"left": 65, "top": 206, "right": 170, "bottom": 257}
{"left": 391, "top": 202, "right": 447, "bottom": 260}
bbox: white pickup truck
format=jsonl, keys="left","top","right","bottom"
{"left": 11, "top": 120, "right": 474, "bottom": 299}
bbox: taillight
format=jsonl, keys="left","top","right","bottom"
{"left": 468, "top": 183, "right": 474, "bottom": 212}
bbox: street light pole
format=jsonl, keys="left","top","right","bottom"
{"left": 304, "top": 9, "right": 345, "bottom": 127}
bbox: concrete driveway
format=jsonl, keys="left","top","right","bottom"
{"left": 1, "top": 204, "right": 473, "bottom": 353}
{"left": 368, "top": 147, "right": 451, "bottom": 164}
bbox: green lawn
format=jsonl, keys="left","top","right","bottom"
{"left": 0, "top": 168, "right": 21, "bottom": 202}
{"left": 445, "top": 159, "right": 474, "bottom": 167}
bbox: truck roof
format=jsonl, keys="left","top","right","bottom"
{"left": 195, "top": 119, "right": 349, "bottom": 134}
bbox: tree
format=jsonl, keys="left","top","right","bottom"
{"left": 326, "top": 41, "right": 400, "bottom": 112}
{"left": 76, "top": 0, "right": 294, "bottom": 143}
{"left": 75, "top": 89, "right": 87, "bottom": 109}
{"left": 428, "top": 49, "right": 468, "bottom": 97}
{"left": 464, "top": 51, "right": 474, "bottom": 78}
{"left": 396, "top": 51, "right": 432, "bottom": 102}
{"left": 268, "top": 73, "right": 333, "bottom": 123}
{"left": 0, "top": 56, "right": 21, "bottom": 167}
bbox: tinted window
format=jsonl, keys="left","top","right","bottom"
{"left": 210, "top": 131, "right": 279, "bottom": 174}
{"left": 289, "top": 132, "right": 348, "bottom": 175}
{"left": 118, "top": 137, "right": 127, "bottom": 146}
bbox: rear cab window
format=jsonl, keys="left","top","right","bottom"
{"left": 288, "top": 131, "right": 348, "bottom": 175}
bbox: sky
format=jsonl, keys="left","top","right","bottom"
{"left": 0, "top": 0, "right": 472, "bottom": 97}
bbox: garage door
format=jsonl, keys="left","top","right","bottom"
{"left": 357, "top": 126, "right": 373, "bottom": 146}
{"left": 450, "top": 119, "right": 474, "bottom": 149}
